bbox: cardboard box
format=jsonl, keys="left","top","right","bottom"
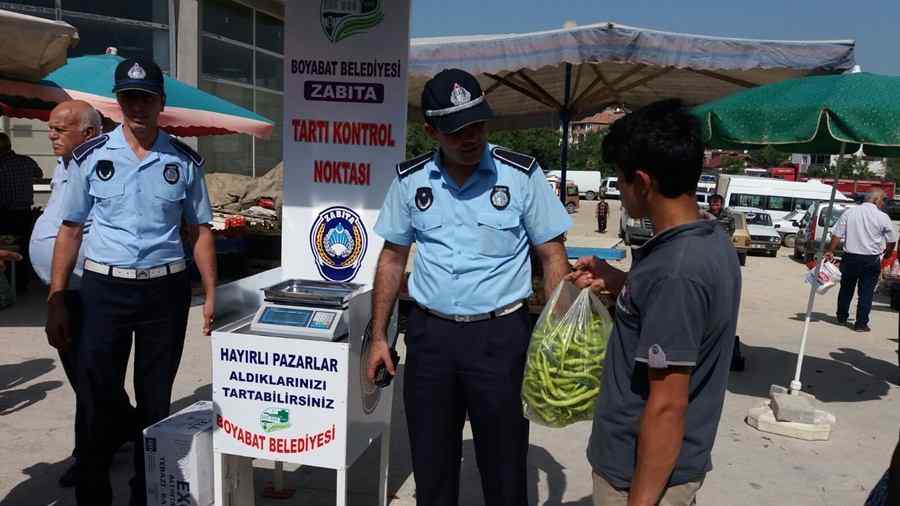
{"left": 144, "top": 401, "right": 214, "bottom": 506}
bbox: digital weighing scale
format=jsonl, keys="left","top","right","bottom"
{"left": 249, "top": 279, "right": 365, "bottom": 340}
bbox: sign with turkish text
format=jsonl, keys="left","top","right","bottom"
{"left": 283, "top": 0, "right": 411, "bottom": 283}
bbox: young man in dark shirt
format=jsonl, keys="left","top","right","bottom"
{"left": 570, "top": 99, "right": 742, "bottom": 506}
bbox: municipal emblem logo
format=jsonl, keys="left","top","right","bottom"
{"left": 96, "top": 160, "right": 115, "bottom": 181}
{"left": 450, "top": 83, "right": 472, "bottom": 107}
{"left": 127, "top": 63, "right": 146, "bottom": 80}
{"left": 490, "top": 186, "right": 510, "bottom": 210}
{"left": 163, "top": 164, "right": 180, "bottom": 185}
{"left": 415, "top": 187, "right": 433, "bottom": 211}
{"left": 310, "top": 206, "right": 368, "bottom": 282}
{"left": 320, "top": 0, "right": 384, "bottom": 43}
{"left": 260, "top": 408, "right": 291, "bottom": 434}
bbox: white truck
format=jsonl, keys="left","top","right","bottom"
{"left": 545, "top": 170, "right": 604, "bottom": 200}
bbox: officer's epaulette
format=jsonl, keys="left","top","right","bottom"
{"left": 491, "top": 146, "right": 536, "bottom": 175}
{"left": 170, "top": 137, "right": 205, "bottom": 167}
{"left": 396, "top": 151, "right": 433, "bottom": 179}
{"left": 71, "top": 134, "right": 109, "bottom": 166}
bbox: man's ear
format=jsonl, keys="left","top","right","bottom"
{"left": 634, "top": 169, "right": 654, "bottom": 198}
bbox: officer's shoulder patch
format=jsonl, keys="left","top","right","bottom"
{"left": 491, "top": 146, "right": 536, "bottom": 175}
{"left": 396, "top": 151, "right": 434, "bottom": 179}
{"left": 170, "top": 137, "right": 205, "bottom": 168}
{"left": 71, "top": 135, "right": 109, "bottom": 166}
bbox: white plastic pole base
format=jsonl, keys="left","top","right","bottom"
{"left": 789, "top": 379, "right": 803, "bottom": 394}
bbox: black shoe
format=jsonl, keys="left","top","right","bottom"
{"left": 59, "top": 463, "right": 78, "bottom": 488}
{"left": 836, "top": 315, "right": 848, "bottom": 324}
{"left": 853, "top": 324, "right": 871, "bottom": 332}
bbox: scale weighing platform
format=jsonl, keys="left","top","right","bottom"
{"left": 249, "top": 279, "right": 364, "bottom": 339}
{"left": 211, "top": 277, "right": 396, "bottom": 506}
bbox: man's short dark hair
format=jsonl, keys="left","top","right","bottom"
{"left": 601, "top": 99, "right": 703, "bottom": 198}
{"left": 709, "top": 194, "right": 725, "bottom": 204}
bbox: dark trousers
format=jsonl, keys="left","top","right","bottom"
{"left": 75, "top": 270, "right": 190, "bottom": 506}
{"left": 597, "top": 216, "right": 607, "bottom": 233}
{"left": 837, "top": 252, "right": 881, "bottom": 327}
{"left": 57, "top": 290, "right": 137, "bottom": 462}
{"left": 404, "top": 305, "right": 531, "bottom": 506}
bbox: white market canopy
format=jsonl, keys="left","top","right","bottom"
{"left": 408, "top": 22, "right": 856, "bottom": 130}
{"left": 0, "top": 9, "right": 78, "bottom": 81}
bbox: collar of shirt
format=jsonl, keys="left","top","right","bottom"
{"left": 633, "top": 219, "right": 717, "bottom": 262}
{"left": 104, "top": 125, "right": 181, "bottom": 165}
{"left": 0, "top": 150, "right": 16, "bottom": 162}
{"left": 431, "top": 146, "right": 495, "bottom": 193}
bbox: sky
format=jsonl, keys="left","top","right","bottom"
{"left": 410, "top": 0, "right": 900, "bottom": 76}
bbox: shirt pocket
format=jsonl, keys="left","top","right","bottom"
{"left": 153, "top": 184, "right": 187, "bottom": 221}
{"left": 412, "top": 211, "right": 442, "bottom": 235}
{"left": 476, "top": 211, "right": 521, "bottom": 257}
{"left": 88, "top": 181, "right": 125, "bottom": 211}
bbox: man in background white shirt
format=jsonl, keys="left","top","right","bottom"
{"left": 826, "top": 189, "right": 898, "bottom": 332}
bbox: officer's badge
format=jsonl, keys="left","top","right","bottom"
{"left": 96, "top": 160, "right": 115, "bottom": 181}
{"left": 128, "top": 63, "right": 146, "bottom": 80}
{"left": 415, "top": 187, "right": 433, "bottom": 211}
{"left": 490, "top": 186, "right": 510, "bottom": 210}
{"left": 450, "top": 83, "right": 472, "bottom": 106}
{"left": 163, "top": 164, "right": 180, "bottom": 184}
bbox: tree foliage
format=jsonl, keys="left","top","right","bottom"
{"left": 886, "top": 158, "right": 900, "bottom": 182}
{"left": 720, "top": 156, "right": 746, "bottom": 175}
{"left": 747, "top": 146, "right": 788, "bottom": 168}
{"left": 487, "top": 127, "right": 561, "bottom": 170}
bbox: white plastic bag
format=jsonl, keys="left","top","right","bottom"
{"left": 804, "top": 261, "right": 841, "bottom": 294}
{"left": 522, "top": 280, "right": 613, "bottom": 427}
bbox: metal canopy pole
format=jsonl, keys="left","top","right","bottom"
{"left": 791, "top": 142, "right": 847, "bottom": 394}
{"left": 559, "top": 63, "right": 573, "bottom": 205}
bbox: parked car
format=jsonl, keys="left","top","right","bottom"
{"left": 793, "top": 201, "right": 858, "bottom": 263}
{"left": 730, "top": 206, "right": 781, "bottom": 257}
{"left": 546, "top": 176, "right": 580, "bottom": 213}
{"left": 619, "top": 206, "right": 653, "bottom": 246}
{"left": 773, "top": 208, "right": 808, "bottom": 248}
{"left": 696, "top": 191, "right": 713, "bottom": 209}
{"left": 600, "top": 177, "right": 621, "bottom": 199}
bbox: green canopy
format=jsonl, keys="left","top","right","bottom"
{"left": 693, "top": 72, "right": 900, "bottom": 157}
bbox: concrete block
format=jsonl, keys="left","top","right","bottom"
{"left": 746, "top": 402, "right": 833, "bottom": 441}
{"left": 769, "top": 384, "right": 788, "bottom": 396}
{"left": 771, "top": 392, "right": 817, "bottom": 424}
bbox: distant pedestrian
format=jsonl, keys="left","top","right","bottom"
{"left": 825, "top": 189, "right": 898, "bottom": 332}
{"left": 596, "top": 190, "right": 610, "bottom": 233}
{"left": 707, "top": 194, "right": 735, "bottom": 236}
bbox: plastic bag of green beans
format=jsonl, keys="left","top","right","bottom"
{"left": 522, "top": 280, "right": 613, "bottom": 427}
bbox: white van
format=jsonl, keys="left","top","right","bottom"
{"left": 545, "top": 170, "right": 604, "bottom": 200}
{"left": 600, "top": 177, "right": 620, "bottom": 199}
{"left": 716, "top": 175, "right": 851, "bottom": 221}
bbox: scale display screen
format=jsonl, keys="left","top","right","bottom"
{"left": 258, "top": 307, "right": 312, "bottom": 327}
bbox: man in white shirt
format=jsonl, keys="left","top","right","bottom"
{"left": 29, "top": 100, "right": 135, "bottom": 488}
{"left": 825, "top": 189, "right": 898, "bottom": 332}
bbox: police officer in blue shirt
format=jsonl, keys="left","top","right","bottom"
{"left": 366, "top": 68, "right": 571, "bottom": 506}
{"left": 45, "top": 58, "right": 217, "bottom": 506}
{"left": 30, "top": 100, "right": 136, "bottom": 488}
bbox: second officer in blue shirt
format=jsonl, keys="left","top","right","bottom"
{"left": 367, "top": 68, "right": 572, "bottom": 506}
{"left": 46, "top": 57, "right": 217, "bottom": 506}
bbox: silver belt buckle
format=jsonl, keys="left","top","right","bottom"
{"left": 454, "top": 314, "right": 477, "bottom": 323}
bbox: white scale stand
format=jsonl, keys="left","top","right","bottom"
{"left": 211, "top": 279, "right": 396, "bottom": 505}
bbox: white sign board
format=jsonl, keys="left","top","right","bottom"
{"left": 282, "top": 0, "right": 411, "bottom": 284}
{"left": 212, "top": 334, "right": 350, "bottom": 468}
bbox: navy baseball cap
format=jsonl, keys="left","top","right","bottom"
{"left": 112, "top": 57, "right": 164, "bottom": 95}
{"left": 421, "top": 68, "right": 493, "bottom": 134}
